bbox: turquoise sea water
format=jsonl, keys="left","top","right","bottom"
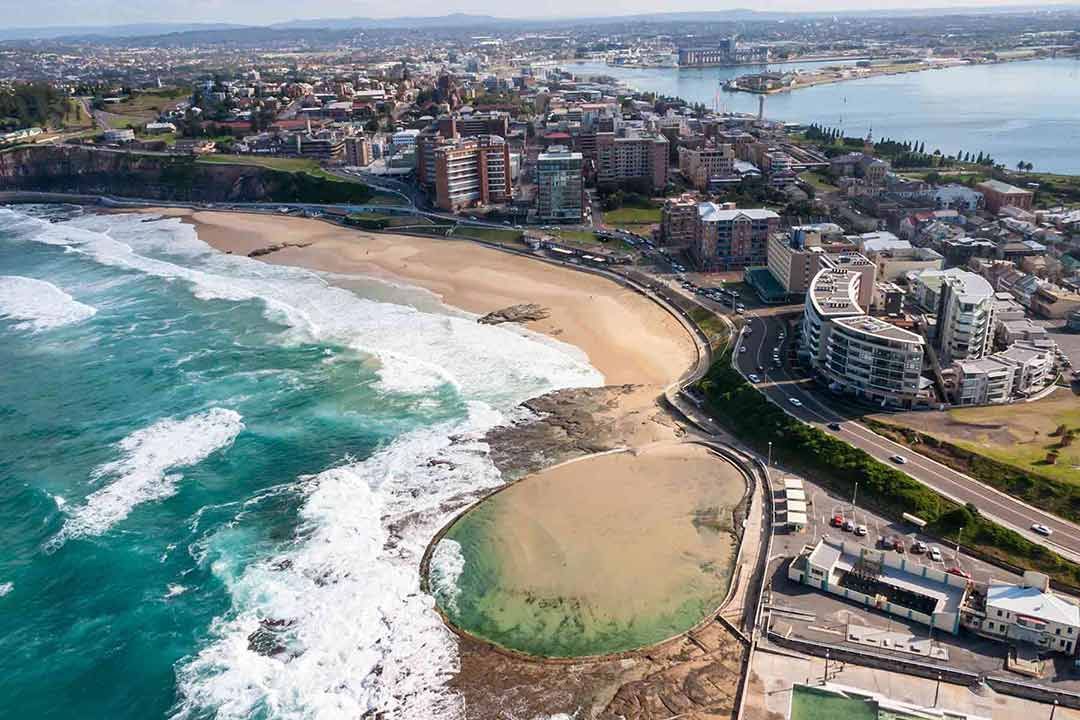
{"left": 570, "top": 57, "right": 1080, "bottom": 174}
{"left": 0, "top": 206, "right": 602, "bottom": 719}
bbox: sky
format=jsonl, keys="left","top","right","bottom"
{"left": 5, "top": 0, "right": 1075, "bottom": 27}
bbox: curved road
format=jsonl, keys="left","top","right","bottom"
{"left": 734, "top": 311, "right": 1080, "bottom": 564}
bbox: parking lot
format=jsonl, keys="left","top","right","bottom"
{"left": 757, "top": 461, "right": 1080, "bottom": 683}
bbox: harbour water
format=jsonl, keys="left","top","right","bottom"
{"left": 0, "top": 206, "right": 602, "bottom": 719}
{"left": 569, "top": 57, "right": 1080, "bottom": 174}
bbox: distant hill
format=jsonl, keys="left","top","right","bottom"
{"left": 270, "top": 13, "right": 504, "bottom": 30}
{"left": 0, "top": 23, "right": 248, "bottom": 42}
{"left": 3, "top": 5, "right": 1079, "bottom": 43}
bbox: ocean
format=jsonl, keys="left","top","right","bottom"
{"left": 570, "top": 56, "right": 1080, "bottom": 174}
{"left": 0, "top": 206, "right": 602, "bottom": 719}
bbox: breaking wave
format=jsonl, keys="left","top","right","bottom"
{"left": 0, "top": 275, "right": 96, "bottom": 332}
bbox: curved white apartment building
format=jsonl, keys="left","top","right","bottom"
{"left": 802, "top": 255, "right": 927, "bottom": 408}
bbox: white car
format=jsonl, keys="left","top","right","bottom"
{"left": 748, "top": 374, "right": 760, "bottom": 383}
{"left": 890, "top": 454, "right": 907, "bottom": 464}
{"left": 739, "top": 346, "right": 748, "bottom": 353}
{"left": 788, "top": 398, "right": 802, "bottom": 407}
{"left": 928, "top": 547, "right": 943, "bottom": 562}
{"left": 1032, "top": 523, "right": 1052, "bottom": 537}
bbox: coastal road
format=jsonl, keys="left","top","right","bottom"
{"left": 734, "top": 311, "right": 1080, "bottom": 564}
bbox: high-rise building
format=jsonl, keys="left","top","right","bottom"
{"left": 344, "top": 135, "right": 373, "bottom": 167}
{"left": 692, "top": 204, "right": 780, "bottom": 270}
{"left": 536, "top": 146, "right": 583, "bottom": 222}
{"left": 659, "top": 195, "right": 703, "bottom": 248}
{"left": 595, "top": 130, "right": 669, "bottom": 192}
{"left": 932, "top": 269, "right": 996, "bottom": 364}
{"left": 434, "top": 135, "right": 512, "bottom": 212}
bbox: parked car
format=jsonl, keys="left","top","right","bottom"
{"left": 911, "top": 540, "right": 927, "bottom": 554}
{"left": 855, "top": 524, "right": 868, "bottom": 537}
{"left": 842, "top": 519, "right": 855, "bottom": 532}
{"left": 947, "top": 567, "right": 972, "bottom": 579}
{"left": 893, "top": 538, "right": 906, "bottom": 553}
{"left": 890, "top": 454, "right": 907, "bottom": 464}
{"left": 830, "top": 514, "right": 845, "bottom": 528}
{"left": 928, "top": 547, "right": 943, "bottom": 562}
{"left": 1032, "top": 523, "right": 1053, "bottom": 536}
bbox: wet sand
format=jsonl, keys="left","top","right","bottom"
{"left": 147, "top": 208, "right": 696, "bottom": 387}
{"left": 439, "top": 443, "right": 746, "bottom": 657}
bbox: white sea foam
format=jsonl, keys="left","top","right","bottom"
{"left": 5, "top": 210, "right": 603, "bottom": 402}
{"left": 173, "top": 405, "right": 509, "bottom": 720}
{"left": 429, "top": 539, "right": 466, "bottom": 615}
{"left": 165, "top": 584, "right": 189, "bottom": 598}
{"left": 0, "top": 207, "right": 604, "bottom": 718}
{"left": 52, "top": 408, "right": 244, "bottom": 547}
{"left": 0, "top": 582, "right": 12, "bottom": 597}
{"left": 0, "top": 275, "right": 97, "bottom": 332}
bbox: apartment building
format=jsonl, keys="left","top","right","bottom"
{"left": 975, "top": 179, "right": 1034, "bottom": 214}
{"left": 801, "top": 255, "right": 928, "bottom": 408}
{"left": 536, "top": 146, "right": 584, "bottom": 222}
{"left": 765, "top": 226, "right": 858, "bottom": 296}
{"left": 595, "top": 130, "right": 669, "bottom": 192}
{"left": 931, "top": 269, "right": 996, "bottom": 364}
{"left": 658, "top": 195, "right": 702, "bottom": 248}
{"left": 344, "top": 135, "right": 373, "bottom": 167}
{"left": 437, "top": 111, "right": 510, "bottom": 138}
{"left": 692, "top": 204, "right": 780, "bottom": 271}
{"left": 677, "top": 143, "right": 735, "bottom": 191}
{"left": 434, "top": 135, "right": 512, "bottom": 212}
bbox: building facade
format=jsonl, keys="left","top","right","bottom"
{"left": 692, "top": 205, "right": 780, "bottom": 271}
{"left": 344, "top": 135, "right": 373, "bottom": 167}
{"left": 433, "top": 135, "right": 512, "bottom": 212}
{"left": 535, "top": 146, "right": 584, "bottom": 222}
{"left": 801, "top": 255, "right": 928, "bottom": 408}
{"left": 678, "top": 144, "right": 735, "bottom": 191}
{"left": 659, "top": 195, "right": 700, "bottom": 248}
{"left": 975, "top": 179, "right": 1034, "bottom": 214}
{"left": 595, "top": 130, "right": 669, "bottom": 192}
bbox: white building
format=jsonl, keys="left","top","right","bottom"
{"left": 964, "top": 572, "right": 1080, "bottom": 655}
{"left": 801, "top": 255, "right": 928, "bottom": 408}
{"left": 934, "top": 184, "right": 983, "bottom": 213}
{"left": 953, "top": 357, "right": 1015, "bottom": 405}
{"left": 917, "top": 268, "right": 996, "bottom": 365}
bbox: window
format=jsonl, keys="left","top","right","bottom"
{"left": 1057, "top": 628, "right": 1062, "bottom": 636}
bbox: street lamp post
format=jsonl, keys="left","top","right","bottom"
{"left": 767, "top": 441, "right": 773, "bottom": 483}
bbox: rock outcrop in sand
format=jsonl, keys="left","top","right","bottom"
{"left": 477, "top": 303, "right": 550, "bottom": 325}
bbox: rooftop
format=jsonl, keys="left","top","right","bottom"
{"left": 697, "top": 204, "right": 779, "bottom": 223}
{"left": 987, "top": 583, "right": 1080, "bottom": 627}
{"left": 977, "top": 178, "right": 1034, "bottom": 196}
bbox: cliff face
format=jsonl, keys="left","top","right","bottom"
{"left": 0, "top": 145, "right": 372, "bottom": 205}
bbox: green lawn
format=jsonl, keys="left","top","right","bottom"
{"left": 880, "top": 395, "right": 1080, "bottom": 484}
{"left": 790, "top": 686, "right": 877, "bottom": 720}
{"left": 604, "top": 206, "right": 661, "bottom": 226}
{"left": 550, "top": 229, "right": 603, "bottom": 245}
{"left": 798, "top": 171, "right": 839, "bottom": 193}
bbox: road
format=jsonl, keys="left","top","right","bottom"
{"left": 734, "top": 310, "right": 1080, "bottom": 564}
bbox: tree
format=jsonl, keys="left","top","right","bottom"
{"left": 1017, "top": 161, "right": 1027, "bottom": 173}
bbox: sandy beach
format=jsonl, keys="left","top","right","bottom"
{"left": 138, "top": 207, "right": 744, "bottom": 718}
{"left": 152, "top": 208, "right": 696, "bottom": 388}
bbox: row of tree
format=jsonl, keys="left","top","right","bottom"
{"left": 0, "top": 83, "right": 69, "bottom": 132}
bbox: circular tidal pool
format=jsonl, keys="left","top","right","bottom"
{"left": 428, "top": 443, "right": 747, "bottom": 657}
